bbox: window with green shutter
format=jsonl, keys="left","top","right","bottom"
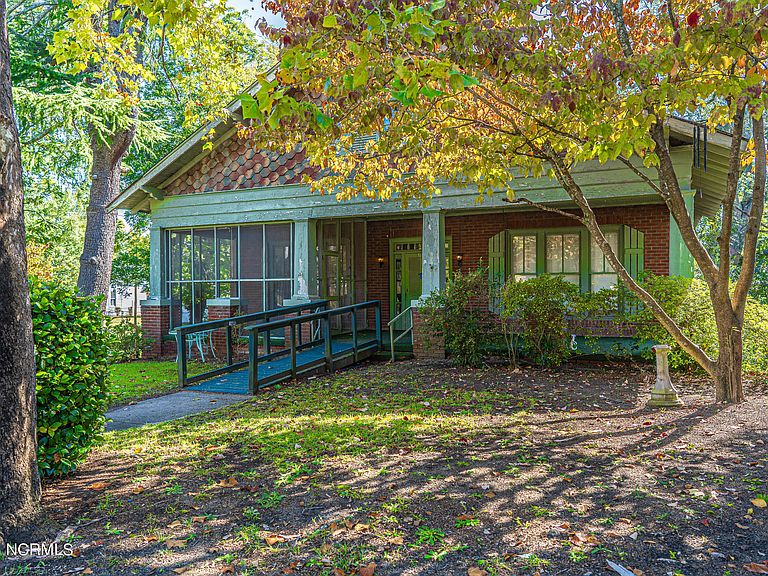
{"left": 488, "top": 225, "right": 645, "bottom": 308}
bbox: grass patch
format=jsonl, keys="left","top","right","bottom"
{"left": 108, "top": 360, "right": 223, "bottom": 407}
{"left": 100, "top": 368, "right": 529, "bottom": 471}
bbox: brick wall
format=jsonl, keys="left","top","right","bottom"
{"left": 366, "top": 204, "right": 670, "bottom": 325}
{"left": 141, "top": 303, "right": 171, "bottom": 358}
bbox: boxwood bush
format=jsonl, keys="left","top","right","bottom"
{"left": 31, "top": 279, "right": 110, "bottom": 477}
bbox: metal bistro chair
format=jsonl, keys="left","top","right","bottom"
{"left": 172, "top": 309, "right": 217, "bottom": 363}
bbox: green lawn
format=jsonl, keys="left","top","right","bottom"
{"left": 108, "top": 361, "right": 180, "bottom": 407}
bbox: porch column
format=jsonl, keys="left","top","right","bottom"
{"left": 286, "top": 218, "right": 318, "bottom": 304}
{"left": 419, "top": 209, "right": 446, "bottom": 302}
{"left": 141, "top": 226, "right": 172, "bottom": 358}
{"left": 148, "top": 226, "right": 163, "bottom": 299}
{"left": 669, "top": 190, "right": 695, "bottom": 278}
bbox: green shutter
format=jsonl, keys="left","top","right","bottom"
{"left": 488, "top": 230, "right": 507, "bottom": 311}
{"left": 622, "top": 226, "right": 644, "bottom": 279}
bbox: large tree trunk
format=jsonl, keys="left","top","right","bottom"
{"left": 0, "top": 0, "right": 41, "bottom": 543}
{"left": 77, "top": 128, "right": 135, "bottom": 301}
{"left": 714, "top": 308, "right": 745, "bottom": 403}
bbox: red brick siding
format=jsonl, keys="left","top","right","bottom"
{"left": 141, "top": 304, "right": 171, "bottom": 359}
{"left": 366, "top": 204, "right": 670, "bottom": 325}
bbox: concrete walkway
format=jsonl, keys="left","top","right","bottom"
{"left": 106, "top": 391, "right": 248, "bottom": 431}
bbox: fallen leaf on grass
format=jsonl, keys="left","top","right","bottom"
{"left": 219, "top": 565, "right": 235, "bottom": 574}
{"left": 172, "top": 567, "right": 191, "bottom": 575}
{"left": 358, "top": 562, "right": 376, "bottom": 576}
{"left": 166, "top": 539, "right": 187, "bottom": 549}
{"left": 457, "top": 514, "right": 476, "bottom": 521}
{"left": 131, "top": 486, "right": 145, "bottom": 494}
{"left": 217, "top": 477, "right": 238, "bottom": 488}
{"left": 751, "top": 498, "right": 767, "bottom": 509}
{"left": 83, "top": 569, "right": 94, "bottom": 575}
{"left": 468, "top": 568, "right": 488, "bottom": 576}
{"left": 191, "top": 516, "right": 208, "bottom": 523}
{"left": 264, "top": 533, "right": 286, "bottom": 546}
{"left": 745, "top": 562, "right": 768, "bottom": 573}
{"left": 332, "top": 568, "right": 345, "bottom": 576}
{"left": 143, "top": 535, "right": 159, "bottom": 542}
{"left": 87, "top": 482, "right": 109, "bottom": 491}
{"left": 167, "top": 520, "right": 183, "bottom": 529}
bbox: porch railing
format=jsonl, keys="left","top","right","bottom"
{"left": 174, "top": 300, "right": 329, "bottom": 387}
{"left": 243, "top": 300, "right": 382, "bottom": 393}
{"left": 387, "top": 306, "right": 414, "bottom": 362}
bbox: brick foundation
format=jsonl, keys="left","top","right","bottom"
{"left": 411, "top": 308, "right": 445, "bottom": 359}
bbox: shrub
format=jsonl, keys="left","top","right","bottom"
{"left": 500, "top": 274, "right": 580, "bottom": 367}
{"left": 31, "top": 279, "right": 111, "bottom": 477}
{"left": 107, "top": 318, "right": 149, "bottom": 362}
{"left": 631, "top": 274, "right": 768, "bottom": 373}
{"left": 420, "top": 268, "right": 496, "bottom": 366}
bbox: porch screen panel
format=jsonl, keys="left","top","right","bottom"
{"left": 165, "top": 223, "right": 293, "bottom": 326}
{"left": 546, "top": 233, "right": 580, "bottom": 285}
{"left": 353, "top": 222, "right": 367, "bottom": 328}
{"left": 590, "top": 230, "right": 619, "bottom": 291}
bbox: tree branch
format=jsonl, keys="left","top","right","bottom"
{"left": 719, "top": 101, "right": 747, "bottom": 289}
{"left": 546, "top": 149, "right": 717, "bottom": 377}
{"left": 733, "top": 114, "right": 767, "bottom": 313}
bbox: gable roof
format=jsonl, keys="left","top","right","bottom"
{"left": 111, "top": 91, "right": 740, "bottom": 219}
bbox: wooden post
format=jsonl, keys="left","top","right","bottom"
{"left": 323, "top": 314, "right": 333, "bottom": 373}
{"left": 226, "top": 321, "right": 233, "bottom": 367}
{"left": 248, "top": 330, "right": 258, "bottom": 394}
{"left": 176, "top": 330, "right": 187, "bottom": 388}
{"left": 351, "top": 308, "right": 358, "bottom": 362}
{"left": 375, "top": 303, "right": 382, "bottom": 349}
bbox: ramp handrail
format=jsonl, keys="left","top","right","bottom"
{"left": 242, "top": 300, "right": 382, "bottom": 393}
{"left": 175, "top": 300, "right": 329, "bottom": 387}
{"left": 387, "top": 306, "right": 414, "bottom": 362}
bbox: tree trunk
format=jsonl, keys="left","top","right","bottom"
{"left": 714, "top": 312, "right": 744, "bottom": 403}
{"left": 0, "top": 0, "right": 41, "bottom": 543}
{"left": 77, "top": 128, "right": 135, "bottom": 301}
{"left": 133, "top": 284, "right": 138, "bottom": 325}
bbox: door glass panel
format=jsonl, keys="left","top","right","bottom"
{"left": 193, "top": 229, "right": 215, "bottom": 281}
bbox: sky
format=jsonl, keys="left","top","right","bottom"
{"left": 228, "top": 0, "right": 286, "bottom": 30}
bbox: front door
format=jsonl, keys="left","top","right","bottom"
{"left": 392, "top": 250, "right": 422, "bottom": 330}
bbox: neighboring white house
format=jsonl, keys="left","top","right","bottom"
{"left": 106, "top": 285, "right": 148, "bottom": 317}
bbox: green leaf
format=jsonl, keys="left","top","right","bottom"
{"left": 353, "top": 65, "right": 369, "bottom": 89}
{"left": 323, "top": 14, "right": 338, "bottom": 28}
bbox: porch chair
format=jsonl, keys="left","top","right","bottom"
{"left": 172, "top": 309, "right": 217, "bottom": 363}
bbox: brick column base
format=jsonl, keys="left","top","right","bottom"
{"left": 411, "top": 307, "right": 445, "bottom": 359}
{"left": 141, "top": 301, "right": 171, "bottom": 359}
{"left": 207, "top": 304, "right": 240, "bottom": 360}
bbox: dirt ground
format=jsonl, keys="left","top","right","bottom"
{"left": 3, "top": 359, "right": 767, "bottom": 576}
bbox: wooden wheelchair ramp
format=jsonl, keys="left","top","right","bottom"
{"left": 175, "top": 301, "right": 382, "bottom": 395}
